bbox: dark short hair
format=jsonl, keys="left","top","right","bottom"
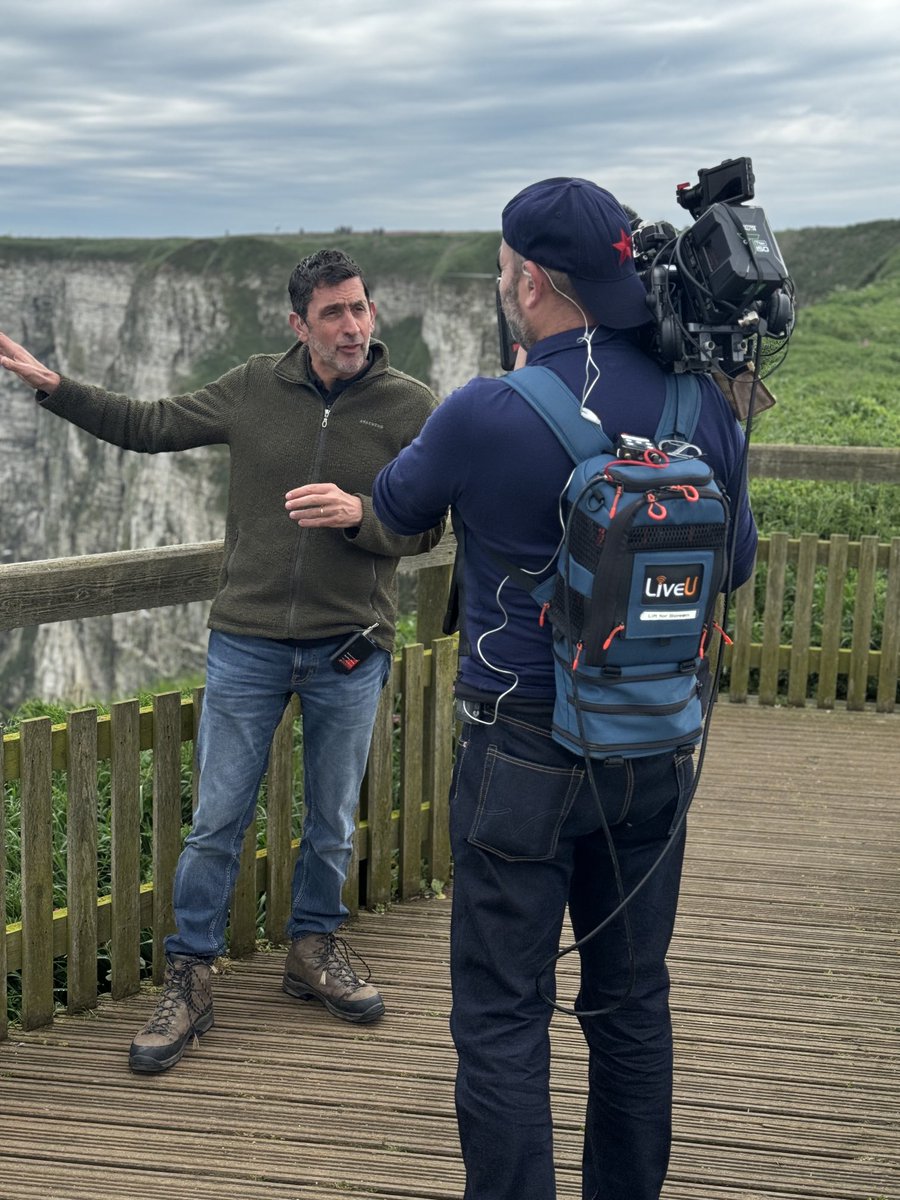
{"left": 288, "top": 249, "right": 370, "bottom": 318}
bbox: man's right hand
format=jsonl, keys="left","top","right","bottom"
{"left": 0, "top": 331, "right": 61, "bottom": 394}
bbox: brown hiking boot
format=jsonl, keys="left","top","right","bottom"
{"left": 129, "top": 954, "right": 214, "bottom": 1074}
{"left": 282, "top": 932, "right": 385, "bottom": 1023}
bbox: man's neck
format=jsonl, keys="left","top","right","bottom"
{"left": 309, "top": 350, "right": 374, "bottom": 400}
{"left": 529, "top": 309, "right": 592, "bottom": 342}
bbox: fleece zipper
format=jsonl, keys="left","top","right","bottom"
{"left": 286, "top": 395, "right": 334, "bottom": 635}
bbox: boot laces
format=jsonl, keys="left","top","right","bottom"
{"left": 312, "top": 934, "right": 372, "bottom": 993}
{"left": 144, "top": 959, "right": 202, "bottom": 1034}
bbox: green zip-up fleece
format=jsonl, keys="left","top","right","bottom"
{"left": 38, "top": 339, "right": 443, "bottom": 649}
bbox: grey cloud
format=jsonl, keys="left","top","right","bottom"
{"left": 0, "top": 0, "right": 897, "bottom": 236}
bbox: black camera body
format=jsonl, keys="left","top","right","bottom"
{"left": 495, "top": 157, "right": 794, "bottom": 378}
{"left": 633, "top": 157, "right": 795, "bottom": 374}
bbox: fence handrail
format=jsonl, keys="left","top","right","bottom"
{"left": 2, "top": 441, "right": 898, "bottom": 633}
{"left": 2, "top": 528, "right": 899, "bottom": 630}
{"left": 0, "top": 538, "right": 458, "bottom": 633}
{"left": 1, "top": 531, "right": 899, "bottom": 711}
{"left": 746, "top": 442, "right": 900, "bottom": 483}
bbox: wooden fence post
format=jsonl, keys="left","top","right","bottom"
{"left": 817, "top": 534, "right": 849, "bottom": 709}
{"left": 877, "top": 538, "right": 900, "bottom": 712}
{"left": 0, "top": 736, "right": 6, "bottom": 1042}
{"left": 787, "top": 533, "right": 820, "bottom": 707}
{"left": 399, "top": 643, "right": 425, "bottom": 900}
{"left": 365, "top": 683, "right": 396, "bottom": 910}
{"left": 264, "top": 703, "right": 297, "bottom": 945}
{"left": 152, "top": 692, "right": 183, "bottom": 982}
{"left": 847, "top": 536, "right": 879, "bottom": 710}
{"left": 67, "top": 708, "right": 99, "bottom": 1014}
{"left": 110, "top": 700, "right": 141, "bottom": 1000}
{"left": 20, "top": 718, "right": 54, "bottom": 1030}
{"left": 416, "top": 563, "right": 453, "bottom": 650}
{"left": 759, "top": 532, "right": 789, "bottom": 704}
{"left": 728, "top": 572, "right": 756, "bottom": 703}
{"left": 426, "top": 637, "right": 456, "bottom": 887}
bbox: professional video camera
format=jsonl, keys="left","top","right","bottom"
{"left": 497, "top": 157, "right": 795, "bottom": 379}
{"left": 631, "top": 156, "right": 794, "bottom": 374}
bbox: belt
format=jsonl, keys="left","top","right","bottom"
{"left": 454, "top": 698, "right": 555, "bottom": 724}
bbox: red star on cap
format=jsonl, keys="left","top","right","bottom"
{"left": 612, "top": 228, "right": 633, "bottom": 265}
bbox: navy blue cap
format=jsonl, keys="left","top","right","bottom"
{"left": 501, "top": 177, "right": 651, "bottom": 329}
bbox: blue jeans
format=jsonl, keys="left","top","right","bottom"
{"left": 165, "top": 631, "right": 391, "bottom": 960}
{"left": 448, "top": 707, "right": 693, "bottom": 1200}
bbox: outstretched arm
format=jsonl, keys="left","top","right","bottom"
{"left": 0, "top": 331, "right": 60, "bottom": 394}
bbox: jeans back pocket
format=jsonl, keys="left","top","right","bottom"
{"left": 468, "top": 747, "right": 583, "bottom": 861}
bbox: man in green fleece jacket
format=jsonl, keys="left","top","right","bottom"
{"left": 0, "top": 249, "right": 443, "bottom": 1074}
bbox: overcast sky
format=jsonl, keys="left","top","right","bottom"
{"left": 2, "top": 0, "right": 897, "bottom": 239}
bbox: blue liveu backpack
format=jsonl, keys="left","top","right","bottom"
{"left": 502, "top": 366, "right": 731, "bottom": 759}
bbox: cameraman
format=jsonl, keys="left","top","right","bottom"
{"left": 372, "top": 178, "right": 756, "bottom": 1200}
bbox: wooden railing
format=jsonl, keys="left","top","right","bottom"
{"left": 3, "top": 529, "right": 897, "bottom": 1036}
{"left": 2, "top": 442, "right": 897, "bottom": 635}
{"left": 728, "top": 532, "right": 899, "bottom": 711}
{"left": 3, "top": 532, "right": 897, "bottom": 707}
{"left": 2, "top": 443, "right": 899, "bottom": 1037}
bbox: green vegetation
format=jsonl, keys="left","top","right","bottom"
{"left": 0, "top": 234, "right": 192, "bottom": 267}
{"left": 775, "top": 220, "right": 900, "bottom": 306}
{"left": 0, "top": 227, "right": 499, "bottom": 287}
{"left": 748, "top": 237, "right": 900, "bottom": 542}
{"left": 755, "top": 268, "right": 900, "bottom": 449}
{"left": 4, "top": 217, "right": 894, "bottom": 299}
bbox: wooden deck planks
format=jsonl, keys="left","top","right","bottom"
{"left": 0, "top": 703, "right": 897, "bottom": 1200}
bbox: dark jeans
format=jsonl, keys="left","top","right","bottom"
{"left": 448, "top": 708, "right": 693, "bottom": 1200}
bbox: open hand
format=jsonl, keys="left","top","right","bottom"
{"left": 0, "top": 331, "right": 61, "bottom": 394}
